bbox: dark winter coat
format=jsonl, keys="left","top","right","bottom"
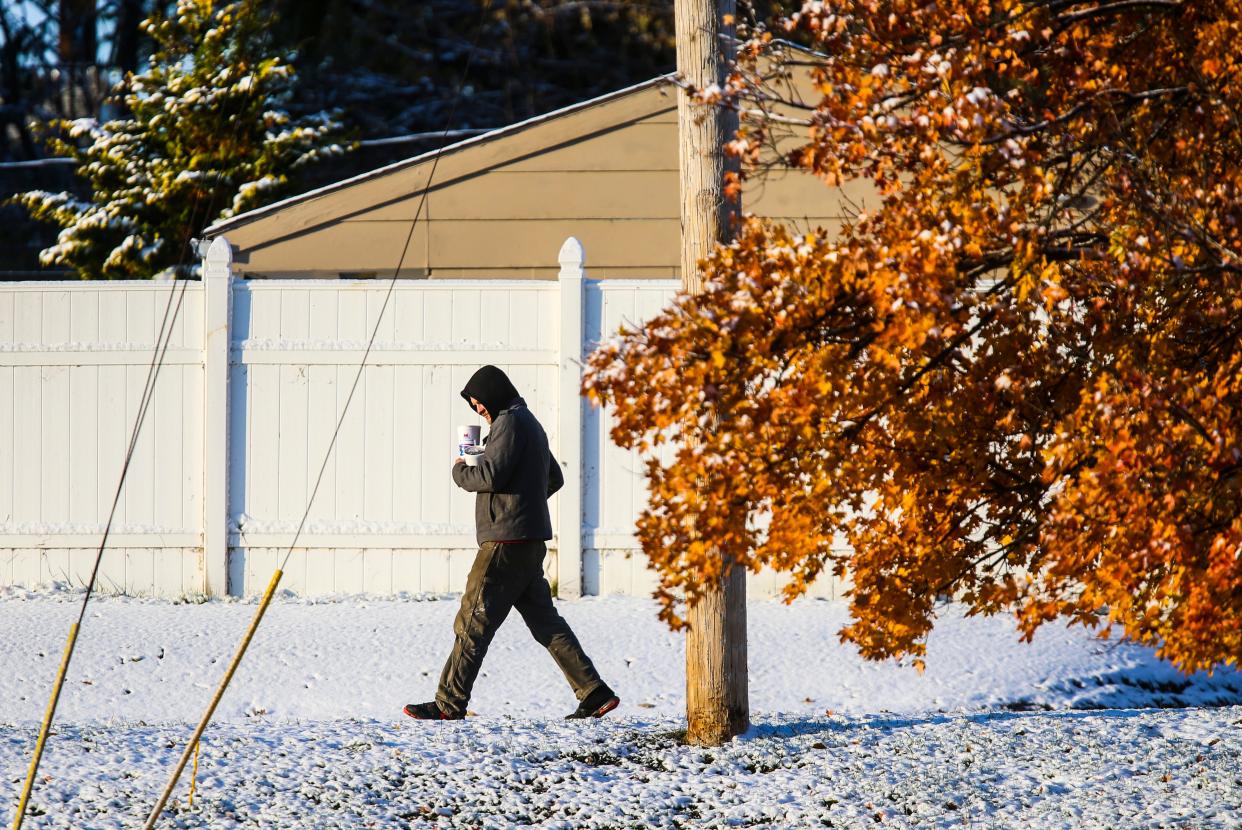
{"left": 452, "top": 366, "right": 564, "bottom": 544}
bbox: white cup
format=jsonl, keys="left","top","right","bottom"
{"left": 462, "top": 445, "right": 485, "bottom": 467}
{"left": 457, "top": 424, "right": 481, "bottom": 458}
{"left": 454, "top": 424, "right": 476, "bottom": 464}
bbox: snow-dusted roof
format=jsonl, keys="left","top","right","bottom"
{"left": 204, "top": 74, "right": 675, "bottom": 237}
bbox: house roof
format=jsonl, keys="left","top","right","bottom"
{"left": 204, "top": 74, "right": 676, "bottom": 238}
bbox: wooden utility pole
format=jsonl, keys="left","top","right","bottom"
{"left": 675, "top": 0, "right": 748, "bottom": 745}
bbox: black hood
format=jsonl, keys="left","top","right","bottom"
{"left": 460, "top": 365, "right": 520, "bottom": 419}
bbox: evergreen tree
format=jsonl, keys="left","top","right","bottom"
{"left": 14, "top": 0, "right": 347, "bottom": 279}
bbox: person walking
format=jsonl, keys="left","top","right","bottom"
{"left": 404, "top": 365, "right": 619, "bottom": 721}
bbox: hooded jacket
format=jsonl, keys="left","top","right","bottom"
{"left": 452, "top": 365, "right": 564, "bottom": 544}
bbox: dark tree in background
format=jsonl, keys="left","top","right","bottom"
{"left": 110, "top": 0, "right": 147, "bottom": 73}
{"left": 0, "top": 0, "right": 149, "bottom": 161}
{"left": 268, "top": 0, "right": 679, "bottom": 166}
{"left": 3, "top": 1, "right": 806, "bottom": 160}
{"left": 4, "top": 1, "right": 686, "bottom": 171}
{"left": 1, "top": 1, "right": 64, "bottom": 161}
{"left": 2, "top": 1, "right": 151, "bottom": 274}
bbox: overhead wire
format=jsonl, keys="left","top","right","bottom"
{"left": 142, "top": 3, "right": 494, "bottom": 826}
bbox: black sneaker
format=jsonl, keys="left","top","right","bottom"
{"left": 403, "top": 701, "right": 464, "bottom": 721}
{"left": 565, "top": 685, "right": 620, "bottom": 719}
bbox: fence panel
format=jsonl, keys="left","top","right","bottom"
{"left": 582, "top": 279, "right": 678, "bottom": 596}
{"left": 0, "top": 282, "right": 205, "bottom": 597}
{"left": 226, "top": 279, "right": 560, "bottom": 596}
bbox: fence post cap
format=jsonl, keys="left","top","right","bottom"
{"left": 557, "top": 237, "right": 584, "bottom": 270}
{"left": 205, "top": 236, "right": 233, "bottom": 269}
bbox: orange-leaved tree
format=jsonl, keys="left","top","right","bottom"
{"left": 582, "top": 0, "right": 1241, "bottom": 674}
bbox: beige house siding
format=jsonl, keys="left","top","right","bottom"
{"left": 206, "top": 76, "right": 874, "bottom": 280}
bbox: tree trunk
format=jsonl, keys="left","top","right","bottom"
{"left": 675, "top": 0, "right": 748, "bottom": 746}
{"left": 59, "top": 0, "right": 97, "bottom": 117}
{"left": 686, "top": 563, "right": 748, "bottom": 743}
{"left": 0, "top": 9, "right": 39, "bottom": 159}
{"left": 110, "top": 0, "right": 145, "bottom": 75}
{"left": 58, "top": 0, "right": 97, "bottom": 65}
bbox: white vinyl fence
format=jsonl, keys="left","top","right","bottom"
{"left": 0, "top": 237, "right": 841, "bottom": 601}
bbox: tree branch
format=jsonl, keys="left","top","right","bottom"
{"left": 1057, "top": 0, "right": 1183, "bottom": 24}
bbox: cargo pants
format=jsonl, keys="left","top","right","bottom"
{"left": 435, "top": 540, "right": 605, "bottom": 717}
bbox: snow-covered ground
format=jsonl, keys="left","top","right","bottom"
{"left": 1, "top": 586, "right": 1239, "bottom": 828}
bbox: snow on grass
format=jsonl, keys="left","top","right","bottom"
{"left": 0, "top": 587, "right": 1239, "bottom": 828}
{"left": 3, "top": 711, "right": 1239, "bottom": 829}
